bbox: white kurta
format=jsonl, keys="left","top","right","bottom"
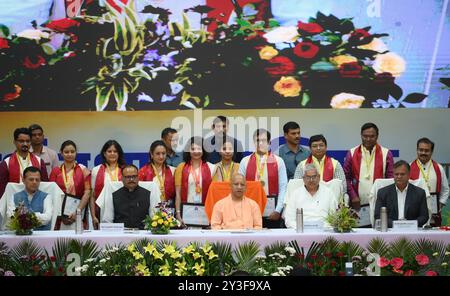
{"left": 415, "top": 160, "right": 449, "bottom": 205}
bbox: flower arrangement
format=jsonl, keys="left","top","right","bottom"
{"left": 325, "top": 202, "right": 358, "bottom": 233}
{"left": 144, "top": 202, "right": 179, "bottom": 234}
{"left": 8, "top": 202, "right": 41, "bottom": 235}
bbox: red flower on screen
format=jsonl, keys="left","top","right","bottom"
{"left": 293, "top": 42, "right": 319, "bottom": 59}
{"left": 297, "top": 21, "right": 323, "bottom": 35}
{"left": 265, "top": 56, "right": 296, "bottom": 77}
{"left": 23, "top": 55, "right": 46, "bottom": 69}
{"left": 339, "top": 62, "right": 362, "bottom": 78}
{"left": 0, "top": 37, "right": 9, "bottom": 49}
{"left": 46, "top": 18, "right": 80, "bottom": 32}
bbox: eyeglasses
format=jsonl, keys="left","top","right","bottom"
{"left": 303, "top": 175, "right": 318, "bottom": 181}
{"left": 123, "top": 175, "right": 138, "bottom": 180}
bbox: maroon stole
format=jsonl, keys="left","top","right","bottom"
{"left": 351, "top": 144, "right": 384, "bottom": 193}
{"left": 94, "top": 164, "right": 122, "bottom": 199}
{"left": 306, "top": 155, "right": 334, "bottom": 182}
{"left": 246, "top": 153, "right": 279, "bottom": 195}
{"left": 181, "top": 162, "right": 212, "bottom": 204}
{"left": 8, "top": 152, "right": 41, "bottom": 182}
{"left": 138, "top": 164, "right": 175, "bottom": 201}
{"left": 410, "top": 160, "right": 442, "bottom": 194}
{"left": 50, "top": 164, "right": 87, "bottom": 197}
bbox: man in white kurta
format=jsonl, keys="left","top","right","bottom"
{"left": 285, "top": 164, "right": 338, "bottom": 229}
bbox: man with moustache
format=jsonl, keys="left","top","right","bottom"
{"left": 409, "top": 138, "right": 449, "bottom": 226}
{"left": 112, "top": 165, "right": 160, "bottom": 229}
{"left": 0, "top": 128, "right": 48, "bottom": 198}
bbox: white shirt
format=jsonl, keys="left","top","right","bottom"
{"left": 396, "top": 185, "right": 408, "bottom": 220}
{"left": 284, "top": 185, "right": 338, "bottom": 229}
{"left": 416, "top": 160, "right": 449, "bottom": 205}
{"left": 6, "top": 190, "right": 53, "bottom": 227}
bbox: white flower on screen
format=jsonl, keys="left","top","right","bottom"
{"left": 169, "top": 82, "right": 184, "bottom": 95}
{"left": 161, "top": 94, "right": 176, "bottom": 102}
{"left": 17, "top": 29, "right": 50, "bottom": 40}
{"left": 330, "top": 92, "right": 365, "bottom": 109}
{"left": 358, "top": 38, "right": 388, "bottom": 53}
{"left": 263, "top": 26, "right": 298, "bottom": 44}
{"left": 137, "top": 93, "right": 154, "bottom": 103}
{"left": 373, "top": 52, "right": 406, "bottom": 77}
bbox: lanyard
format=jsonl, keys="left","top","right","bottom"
{"left": 61, "top": 164, "right": 75, "bottom": 192}
{"left": 151, "top": 163, "right": 166, "bottom": 200}
{"left": 255, "top": 153, "right": 267, "bottom": 181}
{"left": 220, "top": 162, "right": 234, "bottom": 181}
{"left": 106, "top": 164, "right": 118, "bottom": 181}
{"left": 16, "top": 152, "right": 30, "bottom": 182}
{"left": 417, "top": 159, "right": 431, "bottom": 190}
{"left": 190, "top": 165, "right": 201, "bottom": 194}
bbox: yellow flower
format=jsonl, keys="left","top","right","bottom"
{"left": 162, "top": 212, "right": 167, "bottom": 217}
{"left": 158, "top": 264, "right": 172, "bottom": 276}
{"left": 373, "top": 52, "right": 406, "bottom": 77}
{"left": 164, "top": 221, "right": 169, "bottom": 226}
{"left": 158, "top": 219, "right": 164, "bottom": 225}
{"left": 442, "top": 262, "right": 448, "bottom": 267}
{"left": 273, "top": 76, "right": 302, "bottom": 97}
{"left": 132, "top": 251, "right": 144, "bottom": 260}
{"left": 329, "top": 55, "right": 357, "bottom": 66}
{"left": 433, "top": 252, "right": 439, "bottom": 257}
{"left": 136, "top": 262, "right": 150, "bottom": 276}
{"left": 175, "top": 261, "right": 187, "bottom": 270}
{"left": 193, "top": 262, "right": 205, "bottom": 276}
{"left": 330, "top": 92, "right": 365, "bottom": 109}
{"left": 162, "top": 244, "right": 176, "bottom": 254}
{"left": 259, "top": 46, "right": 278, "bottom": 60}
{"left": 153, "top": 251, "right": 164, "bottom": 260}
{"left": 182, "top": 244, "right": 195, "bottom": 254}
{"left": 167, "top": 217, "right": 173, "bottom": 223}
{"left": 127, "top": 244, "right": 136, "bottom": 253}
{"left": 171, "top": 251, "right": 182, "bottom": 259}
{"left": 358, "top": 38, "right": 388, "bottom": 53}
{"left": 193, "top": 252, "right": 202, "bottom": 260}
{"left": 201, "top": 244, "right": 212, "bottom": 254}
{"left": 207, "top": 250, "right": 218, "bottom": 260}
{"left": 144, "top": 243, "right": 156, "bottom": 255}
{"left": 151, "top": 221, "right": 158, "bottom": 227}
{"left": 175, "top": 268, "right": 186, "bottom": 276}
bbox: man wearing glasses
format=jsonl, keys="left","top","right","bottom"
{"left": 293, "top": 134, "right": 346, "bottom": 193}
{"left": 0, "top": 127, "right": 48, "bottom": 197}
{"left": 284, "top": 164, "right": 338, "bottom": 229}
{"left": 111, "top": 165, "right": 160, "bottom": 229}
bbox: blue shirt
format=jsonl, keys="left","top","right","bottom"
{"left": 275, "top": 144, "right": 310, "bottom": 180}
{"left": 166, "top": 152, "right": 183, "bottom": 168}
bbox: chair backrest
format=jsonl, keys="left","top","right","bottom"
{"left": 369, "top": 178, "right": 432, "bottom": 226}
{"left": 0, "top": 182, "right": 64, "bottom": 230}
{"left": 96, "top": 181, "right": 161, "bottom": 223}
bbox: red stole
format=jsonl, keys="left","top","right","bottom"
{"left": 351, "top": 144, "right": 384, "bottom": 192}
{"left": 94, "top": 164, "right": 122, "bottom": 199}
{"left": 181, "top": 162, "right": 212, "bottom": 204}
{"left": 138, "top": 164, "right": 175, "bottom": 201}
{"left": 51, "top": 164, "right": 86, "bottom": 197}
{"left": 8, "top": 152, "right": 41, "bottom": 182}
{"left": 306, "top": 155, "right": 334, "bottom": 182}
{"left": 410, "top": 160, "right": 442, "bottom": 193}
{"left": 246, "top": 153, "right": 279, "bottom": 195}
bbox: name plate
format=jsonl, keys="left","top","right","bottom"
{"left": 100, "top": 223, "right": 124, "bottom": 232}
{"left": 392, "top": 220, "right": 418, "bottom": 232}
{"left": 303, "top": 221, "right": 323, "bottom": 231}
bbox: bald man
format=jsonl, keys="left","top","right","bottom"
{"left": 211, "top": 174, "right": 263, "bottom": 230}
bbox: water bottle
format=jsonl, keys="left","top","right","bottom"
{"left": 75, "top": 208, "right": 83, "bottom": 234}
{"left": 380, "top": 207, "right": 388, "bottom": 232}
{"left": 296, "top": 208, "right": 303, "bottom": 233}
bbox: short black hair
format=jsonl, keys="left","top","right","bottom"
{"left": 212, "top": 115, "right": 228, "bottom": 127}
{"left": 253, "top": 128, "right": 271, "bottom": 141}
{"left": 28, "top": 124, "right": 43, "bottom": 133}
{"left": 308, "top": 134, "right": 327, "bottom": 147}
{"left": 14, "top": 127, "right": 31, "bottom": 140}
{"left": 417, "top": 137, "right": 434, "bottom": 152}
{"left": 23, "top": 166, "right": 41, "bottom": 178}
{"left": 100, "top": 140, "right": 126, "bottom": 167}
{"left": 121, "top": 164, "right": 138, "bottom": 175}
{"left": 283, "top": 121, "right": 300, "bottom": 133}
{"left": 360, "top": 122, "right": 379, "bottom": 135}
{"left": 394, "top": 160, "right": 410, "bottom": 172}
{"left": 60, "top": 140, "right": 77, "bottom": 152}
{"left": 183, "top": 136, "right": 208, "bottom": 163}
{"left": 161, "top": 127, "right": 177, "bottom": 139}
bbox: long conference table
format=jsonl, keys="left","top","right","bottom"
{"left": 1, "top": 229, "right": 449, "bottom": 253}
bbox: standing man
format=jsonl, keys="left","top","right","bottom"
{"left": 0, "top": 128, "right": 48, "bottom": 197}
{"left": 410, "top": 138, "right": 449, "bottom": 226}
{"left": 375, "top": 160, "right": 429, "bottom": 228}
{"left": 239, "top": 129, "right": 287, "bottom": 228}
{"left": 343, "top": 123, "right": 394, "bottom": 212}
{"left": 205, "top": 116, "right": 244, "bottom": 164}
{"left": 161, "top": 127, "right": 183, "bottom": 167}
{"left": 275, "top": 122, "right": 309, "bottom": 180}
{"left": 29, "top": 124, "right": 59, "bottom": 176}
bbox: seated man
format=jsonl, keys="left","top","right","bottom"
{"left": 284, "top": 164, "right": 338, "bottom": 228}
{"left": 375, "top": 160, "right": 429, "bottom": 228}
{"left": 7, "top": 166, "right": 52, "bottom": 230}
{"left": 211, "top": 174, "right": 262, "bottom": 230}
{"left": 112, "top": 165, "right": 158, "bottom": 229}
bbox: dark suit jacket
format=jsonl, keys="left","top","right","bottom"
{"left": 374, "top": 183, "right": 429, "bottom": 227}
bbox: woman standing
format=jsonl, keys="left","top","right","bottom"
{"left": 50, "top": 140, "right": 91, "bottom": 230}
{"left": 90, "top": 140, "right": 126, "bottom": 229}
{"left": 213, "top": 140, "right": 240, "bottom": 182}
{"left": 174, "top": 137, "right": 215, "bottom": 225}
{"left": 138, "top": 140, "right": 176, "bottom": 205}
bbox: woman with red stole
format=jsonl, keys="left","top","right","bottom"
{"left": 90, "top": 140, "right": 126, "bottom": 229}
{"left": 175, "top": 137, "right": 215, "bottom": 226}
{"left": 212, "top": 139, "right": 240, "bottom": 182}
{"left": 50, "top": 140, "right": 91, "bottom": 230}
{"left": 138, "top": 140, "right": 176, "bottom": 206}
